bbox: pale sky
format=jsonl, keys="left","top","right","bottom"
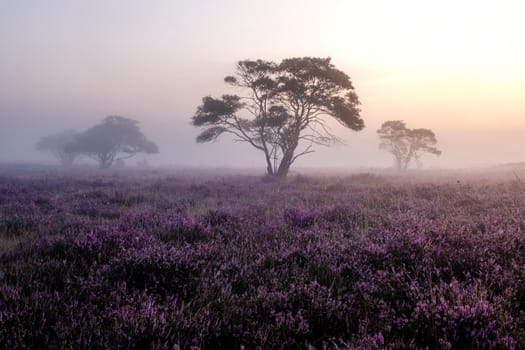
{"left": 1, "top": 0, "right": 524, "bottom": 169}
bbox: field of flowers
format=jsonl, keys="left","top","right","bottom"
{"left": 1, "top": 167, "right": 525, "bottom": 349}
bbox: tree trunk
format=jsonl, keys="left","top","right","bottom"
{"left": 264, "top": 152, "right": 274, "bottom": 176}
{"left": 395, "top": 156, "right": 403, "bottom": 170}
{"left": 98, "top": 153, "right": 114, "bottom": 169}
{"left": 276, "top": 163, "right": 291, "bottom": 177}
{"left": 276, "top": 149, "right": 295, "bottom": 178}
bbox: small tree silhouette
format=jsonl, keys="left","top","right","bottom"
{"left": 67, "top": 116, "right": 158, "bottom": 169}
{"left": 36, "top": 129, "right": 79, "bottom": 166}
{"left": 377, "top": 120, "right": 441, "bottom": 169}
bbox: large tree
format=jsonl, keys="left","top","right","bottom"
{"left": 36, "top": 129, "right": 80, "bottom": 166}
{"left": 192, "top": 57, "right": 364, "bottom": 177}
{"left": 377, "top": 120, "right": 441, "bottom": 169}
{"left": 67, "top": 116, "right": 158, "bottom": 169}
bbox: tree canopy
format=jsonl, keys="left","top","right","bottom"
{"left": 377, "top": 120, "right": 441, "bottom": 169}
{"left": 67, "top": 116, "right": 158, "bottom": 169}
{"left": 192, "top": 57, "right": 364, "bottom": 177}
{"left": 36, "top": 129, "right": 79, "bottom": 166}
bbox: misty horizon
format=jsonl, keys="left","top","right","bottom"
{"left": 1, "top": 0, "right": 524, "bottom": 170}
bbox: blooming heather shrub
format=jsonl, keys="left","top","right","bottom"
{"left": 260, "top": 173, "right": 281, "bottom": 183}
{"left": 101, "top": 244, "right": 200, "bottom": 296}
{"left": 0, "top": 201, "right": 39, "bottom": 238}
{"left": 201, "top": 209, "right": 238, "bottom": 227}
{"left": 411, "top": 281, "right": 516, "bottom": 349}
{"left": 0, "top": 215, "right": 36, "bottom": 238}
{"left": 72, "top": 198, "right": 121, "bottom": 219}
{"left": 321, "top": 205, "right": 369, "bottom": 233}
{"left": 200, "top": 209, "right": 241, "bottom": 239}
{"left": 284, "top": 208, "right": 318, "bottom": 229}
{"left": 119, "top": 209, "right": 209, "bottom": 244}
{"left": 1, "top": 170, "right": 525, "bottom": 348}
{"left": 189, "top": 183, "right": 213, "bottom": 197}
{"left": 108, "top": 189, "right": 148, "bottom": 206}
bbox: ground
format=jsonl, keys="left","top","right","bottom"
{"left": 1, "top": 166, "right": 524, "bottom": 349}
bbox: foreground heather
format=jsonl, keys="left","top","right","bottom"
{"left": 1, "top": 170, "right": 524, "bottom": 349}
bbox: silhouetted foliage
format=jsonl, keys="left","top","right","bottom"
{"left": 192, "top": 57, "right": 364, "bottom": 177}
{"left": 377, "top": 120, "right": 441, "bottom": 169}
{"left": 67, "top": 116, "right": 158, "bottom": 169}
{"left": 35, "top": 129, "right": 79, "bottom": 166}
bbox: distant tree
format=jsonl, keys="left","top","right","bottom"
{"left": 191, "top": 57, "right": 364, "bottom": 177}
{"left": 408, "top": 128, "right": 442, "bottom": 169}
{"left": 67, "top": 116, "right": 158, "bottom": 169}
{"left": 36, "top": 129, "right": 79, "bottom": 166}
{"left": 377, "top": 120, "right": 441, "bottom": 169}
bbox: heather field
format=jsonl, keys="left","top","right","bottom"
{"left": 2, "top": 168, "right": 525, "bottom": 349}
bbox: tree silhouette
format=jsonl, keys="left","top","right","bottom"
{"left": 36, "top": 129, "right": 79, "bottom": 166}
{"left": 192, "top": 57, "right": 364, "bottom": 177}
{"left": 67, "top": 116, "right": 158, "bottom": 169}
{"left": 377, "top": 120, "right": 441, "bottom": 169}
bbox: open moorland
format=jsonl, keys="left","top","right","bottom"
{"left": 1, "top": 167, "right": 525, "bottom": 349}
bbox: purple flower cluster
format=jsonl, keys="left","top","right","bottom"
{"left": 1, "top": 170, "right": 525, "bottom": 348}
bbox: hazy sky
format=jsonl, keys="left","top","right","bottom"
{"left": 1, "top": 0, "right": 524, "bottom": 169}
